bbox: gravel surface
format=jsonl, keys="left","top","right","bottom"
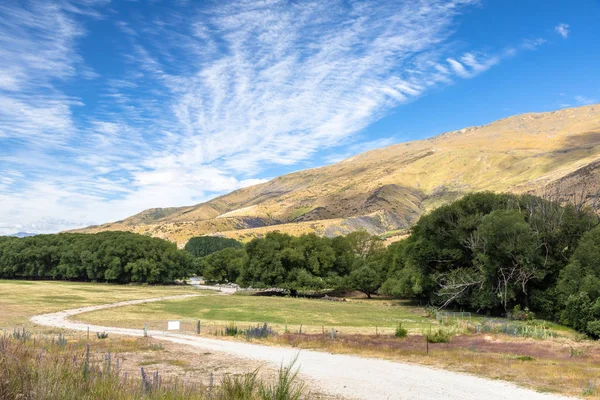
{"left": 31, "top": 295, "right": 573, "bottom": 400}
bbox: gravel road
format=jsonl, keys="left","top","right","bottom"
{"left": 31, "top": 295, "right": 573, "bottom": 400}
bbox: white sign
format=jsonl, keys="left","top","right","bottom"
{"left": 167, "top": 320, "right": 180, "bottom": 330}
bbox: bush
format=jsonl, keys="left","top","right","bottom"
{"left": 424, "top": 328, "right": 453, "bottom": 343}
{"left": 510, "top": 305, "right": 535, "bottom": 321}
{"left": 394, "top": 323, "right": 408, "bottom": 338}
{"left": 586, "top": 320, "right": 600, "bottom": 337}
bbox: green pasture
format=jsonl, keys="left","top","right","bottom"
{"left": 77, "top": 292, "right": 436, "bottom": 334}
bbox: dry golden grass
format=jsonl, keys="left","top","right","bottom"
{"left": 266, "top": 332, "right": 600, "bottom": 398}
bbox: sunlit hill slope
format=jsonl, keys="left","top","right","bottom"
{"left": 76, "top": 104, "right": 600, "bottom": 246}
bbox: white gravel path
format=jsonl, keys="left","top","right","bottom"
{"left": 31, "top": 295, "right": 573, "bottom": 400}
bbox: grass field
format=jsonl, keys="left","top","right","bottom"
{"left": 0, "top": 280, "right": 194, "bottom": 326}
{"left": 5, "top": 280, "right": 600, "bottom": 397}
{"left": 76, "top": 293, "right": 435, "bottom": 335}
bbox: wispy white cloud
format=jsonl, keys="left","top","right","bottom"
{"left": 559, "top": 94, "right": 597, "bottom": 108}
{"left": 0, "top": 0, "right": 553, "bottom": 234}
{"left": 574, "top": 95, "right": 597, "bottom": 105}
{"left": 555, "top": 23, "right": 569, "bottom": 39}
{"left": 521, "top": 38, "right": 547, "bottom": 50}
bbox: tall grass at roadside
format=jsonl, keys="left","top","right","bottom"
{"left": 0, "top": 334, "right": 307, "bottom": 400}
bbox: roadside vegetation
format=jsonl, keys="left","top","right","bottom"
{"left": 0, "top": 331, "right": 306, "bottom": 400}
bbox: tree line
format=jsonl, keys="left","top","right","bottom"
{"left": 2, "top": 191, "right": 599, "bottom": 336}
{"left": 191, "top": 192, "right": 600, "bottom": 336}
{"left": 0, "top": 231, "right": 194, "bottom": 283}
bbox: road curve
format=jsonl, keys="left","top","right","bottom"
{"left": 31, "top": 295, "right": 572, "bottom": 400}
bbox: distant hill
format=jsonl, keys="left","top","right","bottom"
{"left": 8, "top": 232, "right": 37, "bottom": 238}
{"left": 74, "top": 104, "right": 600, "bottom": 245}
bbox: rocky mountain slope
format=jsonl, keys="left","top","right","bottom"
{"left": 76, "top": 104, "right": 600, "bottom": 245}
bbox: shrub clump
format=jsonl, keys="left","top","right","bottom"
{"left": 394, "top": 323, "right": 408, "bottom": 338}
{"left": 510, "top": 305, "right": 535, "bottom": 321}
{"left": 424, "top": 328, "right": 453, "bottom": 343}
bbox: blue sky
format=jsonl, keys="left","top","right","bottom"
{"left": 0, "top": 0, "right": 598, "bottom": 235}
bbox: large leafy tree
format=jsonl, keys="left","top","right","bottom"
{"left": 184, "top": 236, "right": 243, "bottom": 258}
{"left": 202, "top": 248, "right": 247, "bottom": 283}
{"left": 381, "top": 191, "right": 596, "bottom": 317}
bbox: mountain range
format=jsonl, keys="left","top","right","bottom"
{"left": 9, "top": 232, "right": 37, "bottom": 238}
{"left": 75, "top": 104, "right": 600, "bottom": 246}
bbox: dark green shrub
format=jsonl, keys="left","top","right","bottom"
{"left": 424, "top": 328, "right": 453, "bottom": 343}
{"left": 510, "top": 305, "right": 535, "bottom": 321}
{"left": 394, "top": 323, "right": 408, "bottom": 338}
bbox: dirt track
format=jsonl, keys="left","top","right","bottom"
{"left": 31, "top": 295, "right": 573, "bottom": 400}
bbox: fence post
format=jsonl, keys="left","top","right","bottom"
{"left": 196, "top": 320, "right": 201, "bottom": 335}
{"left": 299, "top": 324, "right": 302, "bottom": 335}
{"left": 331, "top": 328, "right": 335, "bottom": 341}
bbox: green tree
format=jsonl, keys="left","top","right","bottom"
{"left": 469, "top": 210, "right": 541, "bottom": 311}
{"left": 202, "top": 248, "right": 247, "bottom": 283}
{"left": 557, "top": 225, "right": 600, "bottom": 300}
{"left": 184, "top": 236, "right": 243, "bottom": 258}
{"left": 347, "top": 264, "right": 384, "bottom": 298}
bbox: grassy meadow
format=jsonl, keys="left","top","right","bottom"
{"left": 0, "top": 280, "right": 194, "bottom": 326}
{"left": 76, "top": 292, "right": 435, "bottom": 335}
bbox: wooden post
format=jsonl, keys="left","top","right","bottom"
{"left": 196, "top": 320, "right": 201, "bottom": 335}
{"left": 299, "top": 324, "right": 302, "bottom": 335}
{"left": 426, "top": 337, "right": 429, "bottom": 355}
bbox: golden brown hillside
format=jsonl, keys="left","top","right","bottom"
{"left": 76, "top": 104, "right": 600, "bottom": 245}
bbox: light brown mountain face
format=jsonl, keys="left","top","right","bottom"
{"left": 77, "top": 104, "right": 600, "bottom": 246}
